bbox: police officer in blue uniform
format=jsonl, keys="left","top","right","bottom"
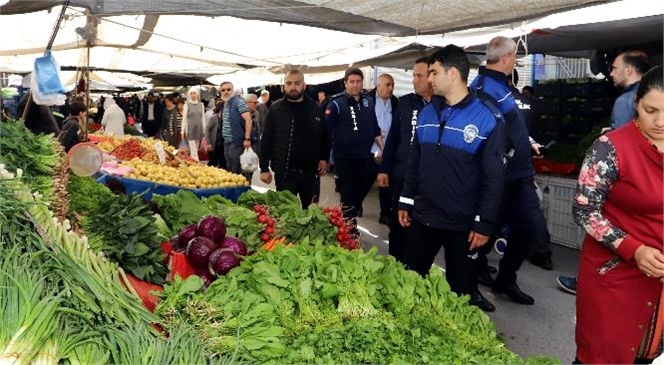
{"left": 325, "top": 67, "right": 383, "bottom": 232}
{"left": 470, "top": 36, "right": 547, "bottom": 305}
{"left": 377, "top": 57, "right": 439, "bottom": 262}
{"left": 398, "top": 45, "right": 507, "bottom": 312}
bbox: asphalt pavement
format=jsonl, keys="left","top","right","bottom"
{"left": 252, "top": 173, "right": 580, "bottom": 363}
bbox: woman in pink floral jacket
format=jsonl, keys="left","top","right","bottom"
{"left": 574, "top": 66, "right": 664, "bottom": 364}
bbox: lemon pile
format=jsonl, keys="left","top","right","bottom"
{"left": 123, "top": 159, "right": 248, "bottom": 189}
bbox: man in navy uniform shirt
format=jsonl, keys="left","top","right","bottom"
{"left": 398, "top": 45, "right": 507, "bottom": 312}
{"left": 325, "top": 67, "right": 383, "bottom": 234}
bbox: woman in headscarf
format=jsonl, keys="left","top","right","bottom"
{"left": 181, "top": 87, "right": 206, "bottom": 161}
{"left": 100, "top": 97, "right": 126, "bottom": 136}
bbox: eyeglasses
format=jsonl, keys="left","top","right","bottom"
{"left": 220, "top": 88, "right": 231, "bottom": 92}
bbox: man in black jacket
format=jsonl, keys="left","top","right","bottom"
{"left": 142, "top": 92, "right": 164, "bottom": 137}
{"left": 377, "top": 57, "right": 438, "bottom": 262}
{"left": 259, "top": 69, "right": 331, "bottom": 209}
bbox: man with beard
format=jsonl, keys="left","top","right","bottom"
{"left": 219, "top": 81, "right": 255, "bottom": 173}
{"left": 259, "top": 69, "right": 331, "bottom": 209}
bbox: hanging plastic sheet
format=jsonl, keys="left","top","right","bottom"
{"left": 31, "top": 50, "right": 67, "bottom": 106}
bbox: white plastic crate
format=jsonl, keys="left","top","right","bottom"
{"left": 546, "top": 176, "right": 586, "bottom": 249}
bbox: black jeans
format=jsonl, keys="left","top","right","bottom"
{"left": 387, "top": 176, "right": 408, "bottom": 262}
{"left": 401, "top": 219, "right": 478, "bottom": 296}
{"left": 335, "top": 157, "right": 376, "bottom": 220}
{"left": 492, "top": 177, "right": 551, "bottom": 288}
{"left": 275, "top": 170, "right": 320, "bottom": 209}
{"left": 208, "top": 144, "right": 226, "bottom": 169}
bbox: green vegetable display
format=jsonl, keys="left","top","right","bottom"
{"left": 153, "top": 190, "right": 213, "bottom": 234}
{"left": 156, "top": 244, "right": 556, "bottom": 365}
{"left": 83, "top": 192, "right": 168, "bottom": 284}
{"left": 68, "top": 174, "right": 115, "bottom": 216}
{"left": 0, "top": 119, "right": 63, "bottom": 199}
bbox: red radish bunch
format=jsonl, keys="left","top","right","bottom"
{"left": 254, "top": 204, "right": 277, "bottom": 243}
{"left": 323, "top": 206, "right": 360, "bottom": 250}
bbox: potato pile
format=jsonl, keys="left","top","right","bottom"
{"left": 123, "top": 159, "right": 249, "bottom": 189}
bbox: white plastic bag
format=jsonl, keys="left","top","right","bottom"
{"left": 240, "top": 147, "right": 259, "bottom": 172}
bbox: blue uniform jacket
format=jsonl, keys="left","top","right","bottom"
{"left": 471, "top": 67, "right": 534, "bottom": 181}
{"left": 398, "top": 92, "right": 507, "bottom": 236}
{"left": 379, "top": 93, "right": 441, "bottom": 179}
{"left": 325, "top": 92, "right": 381, "bottom": 159}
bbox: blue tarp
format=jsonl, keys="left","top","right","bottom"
{"left": 96, "top": 174, "right": 249, "bottom": 202}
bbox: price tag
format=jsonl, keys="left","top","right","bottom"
{"left": 155, "top": 142, "right": 166, "bottom": 164}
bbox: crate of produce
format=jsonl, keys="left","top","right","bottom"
{"left": 536, "top": 82, "right": 561, "bottom": 97}
{"left": 546, "top": 176, "right": 585, "bottom": 249}
{"left": 537, "top": 98, "right": 561, "bottom": 115}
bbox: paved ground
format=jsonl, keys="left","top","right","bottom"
{"left": 252, "top": 173, "right": 580, "bottom": 363}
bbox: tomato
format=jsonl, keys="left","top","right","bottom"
{"left": 258, "top": 215, "right": 268, "bottom": 224}
{"left": 266, "top": 217, "right": 275, "bottom": 227}
{"left": 265, "top": 226, "right": 275, "bottom": 235}
{"left": 337, "top": 233, "right": 345, "bottom": 242}
{"left": 261, "top": 233, "right": 270, "bottom": 242}
{"left": 338, "top": 226, "right": 346, "bottom": 235}
{"left": 254, "top": 205, "right": 262, "bottom": 213}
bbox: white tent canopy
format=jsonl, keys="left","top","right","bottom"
{"left": 0, "top": 0, "right": 658, "bottom": 87}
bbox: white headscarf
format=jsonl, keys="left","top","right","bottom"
{"left": 187, "top": 87, "right": 200, "bottom": 104}
{"left": 104, "top": 97, "right": 116, "bottom": 109}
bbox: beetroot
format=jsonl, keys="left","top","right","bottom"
{"left": 178, "top": 223, "right": 198, "bottom": 248}
{"left": 186, "top": 236, "right": 217, "bottom": 269}
{"left": 197, "top": 215, "right": 227, "bottom": 244}
{"left": 220, "top": 236, "right": 247, "bottom": 256}
{"left": 208, "top": 248, "right": 242, "bottom": 276}
{"left": 194, "top": 267, "right": 215, "bottom": 287}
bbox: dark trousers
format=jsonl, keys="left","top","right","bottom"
{"left": 208, "top": 144, "right": 226, "bottom": 169}
{"left": 335, "top": 157, "right": 376, "bottom": 220}
{"left": 379, "top": 186, "right": 391, "bottom": 218}
{"left": 491, "top": 177, "right": 551, "bottom": 287}
{"left": 388, "top": 176, "right": 408, "bottom": 262}
{"left": 224, "top": 142, "right": 243, "bottom": 174}
{"left": 401, "top": 220, "right": 478, "bottom": 296}
{"left": 143, "top": 119, "right": 159, "bottom": 137}
{"left": 275, "top": 170, "right": 320, "bottom": 210}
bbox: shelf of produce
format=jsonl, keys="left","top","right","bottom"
{"left": 95, "top": 173, "right": 250, "bottom": 201}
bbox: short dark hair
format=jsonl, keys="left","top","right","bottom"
{"left": 636, "top": 65, "right": 663, "bottom": 104}
{"left": 522, "top": 86, "right": 534, "bottom": 94}
{"left": 415, "top": 56, "right": 429, "bottom": 65}
{"left": 621, "top": 51, "right": 650, "bottom": 75}
{"left": 164, "top": 93, "right": 176, "bottom": 102}
{"left": 69, "top": 101, "right": 87, "bottom": 116}
{"left": 427, "top": 45, "right": 470, "bottom": 82}
{"left": 344, "top": 67, "right": 364, "bottom": 82}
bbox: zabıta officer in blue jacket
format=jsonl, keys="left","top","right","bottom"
{"left": 325, "top": 68, "right": 383, "bottom": 233}
{"left": 398, "top": 45, "right": 507, "bottom": 313}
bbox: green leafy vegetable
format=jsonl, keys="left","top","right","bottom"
{"left": 83, "top": 193, "right": 168, "bottom": 284}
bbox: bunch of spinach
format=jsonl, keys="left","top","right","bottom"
{"left": 152, "top": 190, "right": 212, "bottom": 234}
{"left": 83, "top": 193, "right": 167, "bottom": 284}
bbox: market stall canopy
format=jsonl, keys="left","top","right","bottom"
{"left": 1, "top": 0, "right": 613, "bottom": 36}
